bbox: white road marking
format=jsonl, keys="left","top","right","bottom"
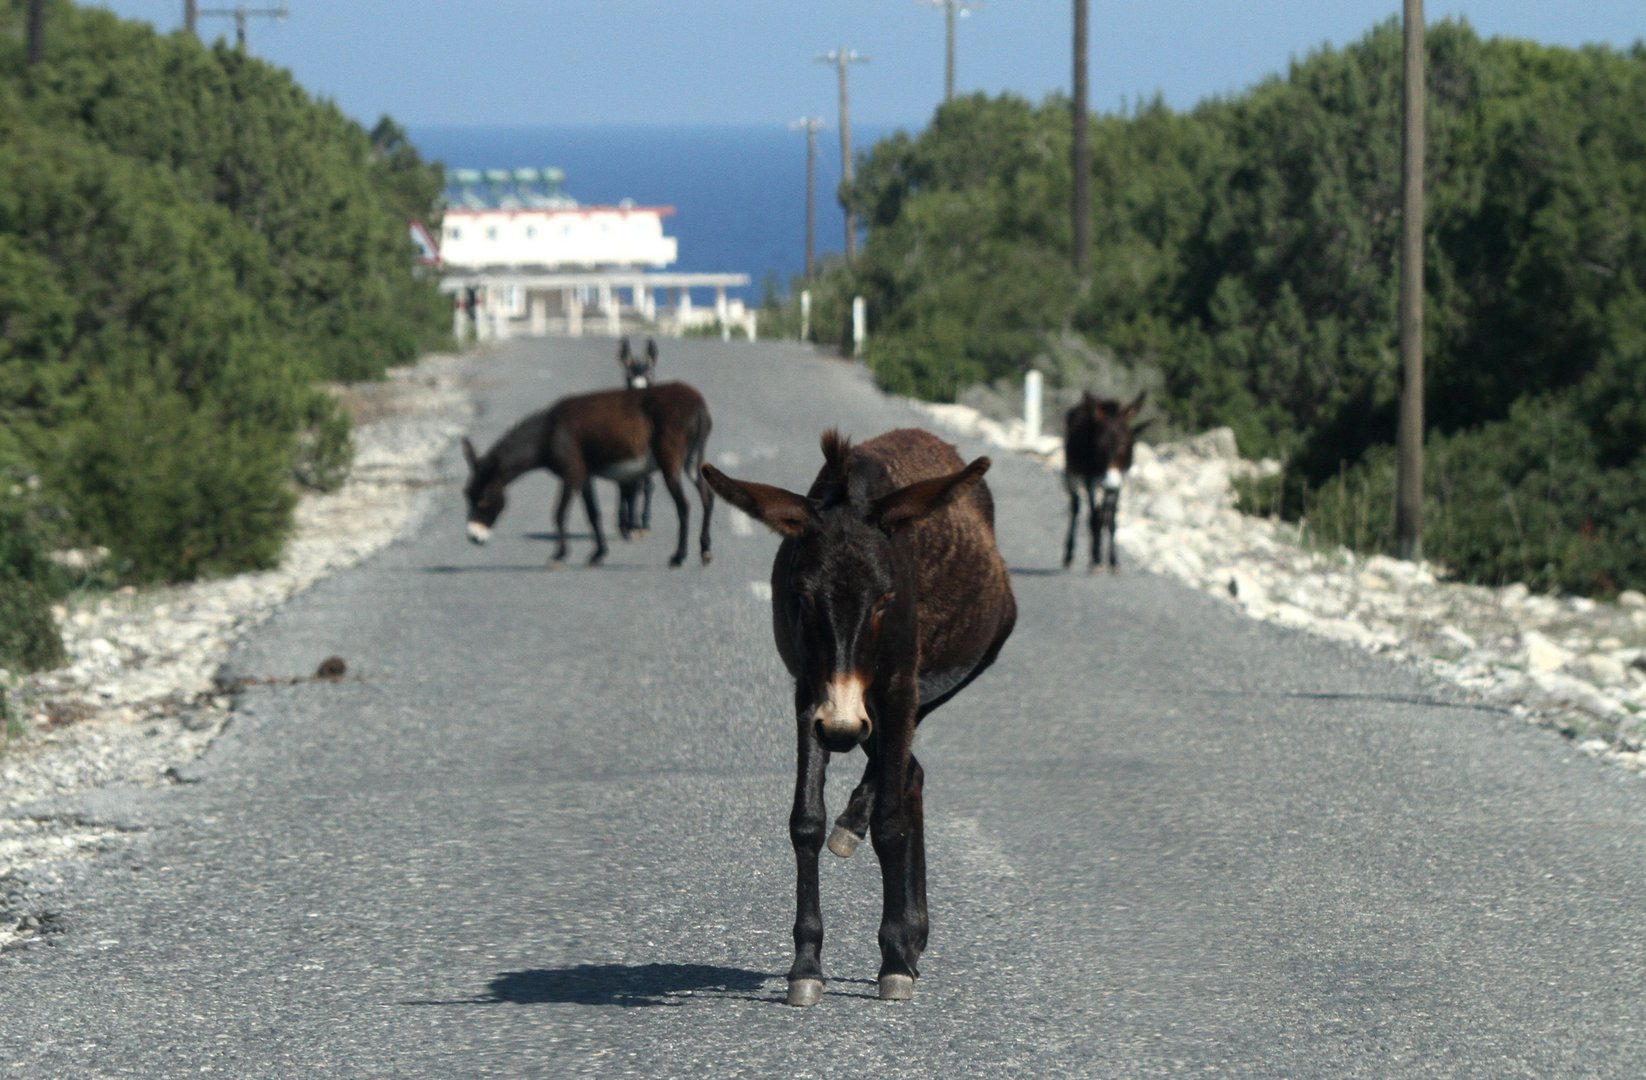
{"left": 731, "top": 510, "right": 754, "bottom": 537}
{"left": 749, "top": 582, "right": 772, "bottom": 601}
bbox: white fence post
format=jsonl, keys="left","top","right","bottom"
{"left": 1024, "top": 370, "right": 1043, "bottom": 443}
{"left": 800, "top": 289, "right": 812, "bottom": 340}
{"left": 852, "top": 295, "right": 867, "bottom": 357}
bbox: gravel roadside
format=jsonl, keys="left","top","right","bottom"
{"left": 1, "top": 350, "right": 476, "bottom": 946}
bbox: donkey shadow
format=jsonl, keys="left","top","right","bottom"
{"left": 486, "top": 963, "right": 773, "bottom": 1008}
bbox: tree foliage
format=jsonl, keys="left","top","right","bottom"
{"left": 0, "top": 1, "right": 446, "bottom": 593}
{"left": 810, "top": 19, "right": 1646, "bottom": 594}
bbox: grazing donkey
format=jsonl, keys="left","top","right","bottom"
{"left": 461, "top": 382, "right": 715, "bottom": 567}
{"left": 703, "top": 428, "right": 1016, "bottom": 1006}
{"left": 615, "top": 337, "right": 659, "bottom": 539}
{"left": 1063, "top": 390, "right": 1152, "bottom": 572}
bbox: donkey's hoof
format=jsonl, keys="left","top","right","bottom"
{"left": 877, "top": 974, "right": 915, "bottom": 1002}
{"left": 546, "top": 558, "right": 567, "bottom": 572}
{"left": 669, "top": 555, "right": 685, "bottom": 568}
{"left": 786, "top": 978, "right": 825, "bottom": 1007}
{"left": 826, "top": 826, "right": 862, "bottom": 859}
{"left": 700, "top": 551, "right": 713, "bottom": 566}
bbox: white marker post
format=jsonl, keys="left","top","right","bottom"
{"left": 1024, "top": 370, "right": 1043, "bottom": 443}
{"left": 800, "top": 289, "right": 812, "bottom": 341}
{"left": 852, "top": 296, "right": 867, "bottom": 357}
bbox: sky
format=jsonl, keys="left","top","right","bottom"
{"left": 87, "top": 1, "right": 1646, "bottom": 130}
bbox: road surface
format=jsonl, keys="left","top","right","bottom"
{"left": 4, "top": 336, "right": 1644, "bottom": 1077}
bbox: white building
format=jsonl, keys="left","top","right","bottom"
{"left": 438, "top": 167, "right": 750, "bottom": 339}
{"left": 439, "top": 167, "right": 677, "bottom": 271}
{"left": 442, "top": 205, "right": 679, "bottom": 272}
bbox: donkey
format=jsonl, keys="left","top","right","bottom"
{"left": 461, "top": 381, "right": 714, "bottom": 567}
{"left": 1063, "top": 390, "right": 1152, "bottom": 572}
{"left": 615, "top": 337, "right": 659, "bottom": 539}
{"left": 703, "top": 428, "right": 1016, "bottom": 1006}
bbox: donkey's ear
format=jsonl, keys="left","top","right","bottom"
{"left": 870, "top": 457, "right": 990, "bottom": 532}
{"left": 701, "top": 465, "right": 816, "bottom": 537}
{"left": 617, "top": 337, "right": 632, "bottom": 365}
{"left": 645, "top": 337, "right": 658, "bottom": 363}
{"left": 461, "top": 436, "right": 479, "bottom": 471}
{"left": 819, "top": 428, "right": 852, "bottom": 485}
{"left": 1124, "top": 390, "right": 1148, "bottom": 417}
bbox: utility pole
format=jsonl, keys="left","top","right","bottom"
{"left": 790, "top": 117, "right": 826, "bottom": 280}
{"left": 199, "top": 3, "right": 288, "bottom": 51}
{"left": 918, "top": 0, "right": 984, "bottom": 102}
{"left": 185, "top": 0, "right": 198, "bottom": 35}
{"left": 1071, "top": 0, "right": 1091, "bottom": 273}
{"left": 817, "top": 47, "right": 869, "bottom": 261}
{"left": 26, "top": 0, "right": 45, "bottom": 65}
{"left": 1396, "top": 0, "right": 1426, "bottom": 560}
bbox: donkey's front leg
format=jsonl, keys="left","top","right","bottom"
{"left": 1085, "top": 478, "right": 1103, "bottom": 571}
{"left": 787, "top": 713, "right": 830, "bottom": 1007}
{"left": 1062, "top": 479, "right": 1081, "bottom": 569}
{"left": 1101, "top": 488, "right": 1120, "bottom": 572}
{"left": 870, "top": 692, "right": 926, "bottom": 1001}
{"left": 828, "top": 758, "right": 875, "bottom": 858}
{"left": 580, "top": 479, "right": 608, "bottom": 565}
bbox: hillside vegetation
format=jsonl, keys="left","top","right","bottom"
{"left": 0, "top": 1, "right": 447, "bottom": 671}
{"left": 802, "top": 19, "right": 1646, "bottom": 597}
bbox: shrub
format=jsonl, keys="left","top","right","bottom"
{"left": 0, "top": 498, "right": 65, "bottom": 673}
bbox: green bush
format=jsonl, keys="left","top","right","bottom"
{"left": 0, "top": 2, "right": 446, "bottom": 585}
{"left": 59, "top": 371, "right": 295, "bottom": 583}
{"left": 0, "top": 498, "right": 65, "bottom": 673}
{"left": 819, "top": 20, "right": 1646, "bottom": 594}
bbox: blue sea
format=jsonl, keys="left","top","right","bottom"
{"left": 409, "top": 124, "right": 903, "bottom": 302}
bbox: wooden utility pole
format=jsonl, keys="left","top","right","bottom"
{"left": 1071, "top": 0, "right": 1091, "bottom": 273}
{"left": 817, "top": 48, "right": 869, "bottom": 261}
{"left": 199, "top": 3, "right": 288, "bottom": 50}
{"left": 185, "top": 1, "right": 198, "bottom": 35}
{"left": 26, "top": 0, "right": 45, "bottom": 65}
{"left": 919, "top": 0, "right": 984, "bottom": 102}
{"left": 1396, "top": 0, "right": 1426, "bottom": 560}
{"left": 790, "top": 117, "right": 825, "bottom": 279}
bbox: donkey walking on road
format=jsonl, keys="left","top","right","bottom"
{"left": 462, "top": 381, "right": 714, "bottom": 567}
{"left": 1063, "top": 390, "right": 1152, "bottom": 572}
{"left": 704, "top": 428, "right": 1016, "bottom": 1005}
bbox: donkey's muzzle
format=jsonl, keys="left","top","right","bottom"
{"left": 812, "top": 674, "right": 872, "bottom": 751}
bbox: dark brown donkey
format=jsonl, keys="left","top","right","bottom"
{"left": 1062, "top": 390, "right": 1152, "bottom": 572}
{"left": 461, "top": 382, "right": 714, "bottom": 567}
{"left": 703, "top": 428, "right": 1016, "bottom": 1006}
{"left": 615, "top": 337, "right": 658, "bottom": 538}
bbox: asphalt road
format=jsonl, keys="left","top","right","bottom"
{"left": 5, "top": 337, "right": 1645, "bottom": 1078}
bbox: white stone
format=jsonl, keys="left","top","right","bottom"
{"left": 1618, "top": 590, "right": 1646, "bottom": 610}
{"left": 1522, "top": 631, "right": 1574, "bottom": 674}
{"left": 1572, "top": 654, "right": 1629, "bottom": 686}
